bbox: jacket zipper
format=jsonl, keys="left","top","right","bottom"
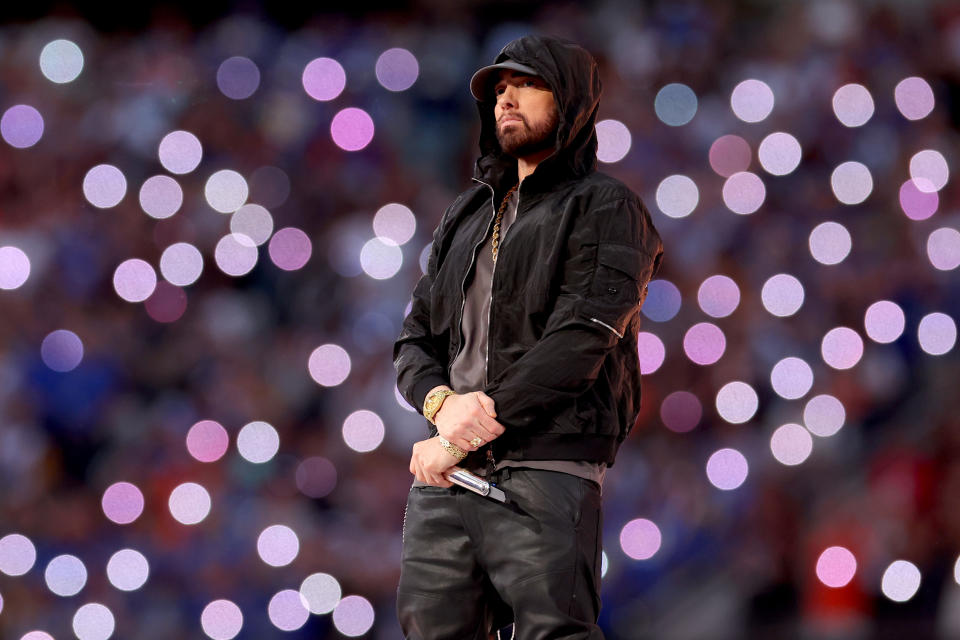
{"left": 484, "top": 182, "right": 521, "bottom": 387}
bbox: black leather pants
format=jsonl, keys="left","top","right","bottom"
{"left": 397, "top": 467, "right": 605, "bottom": 640}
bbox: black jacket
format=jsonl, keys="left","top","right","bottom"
{"left": 393, "top": 35, "right": 663, "bottom": 465}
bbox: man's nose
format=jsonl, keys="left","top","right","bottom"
{"left": 497, "top": 85, "right": 517, "bottom": 107}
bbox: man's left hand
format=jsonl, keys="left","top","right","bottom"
{"left": 409, "top": 437, "right": 460, "bottom": 487}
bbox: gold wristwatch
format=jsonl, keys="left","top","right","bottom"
{"left": 423, "top": 389, "right": 456, "bottom": 425}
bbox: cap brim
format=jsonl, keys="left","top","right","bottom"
{"left": 469, "top": 60, "right": 540, "bottom": 101}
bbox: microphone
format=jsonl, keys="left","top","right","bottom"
{"left": 445, "top": 467, "right": 507, "bottom": 502}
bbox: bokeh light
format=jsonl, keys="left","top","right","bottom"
{"left": 722, "top": 171, "right": 766, "bottom": 214}
{"left": 215, "top": 233, "right": 258, "bottom": 277}
{"left": 894, "top": 76, "right": 934, "bottom": 121}
{"left": 637, "top": 332, "right": 665, "bottom": 374}
{"left": 301, "top": 572, "right": 342, "bottom": 614}
{"left": 1, "top": 105, "right": 44, "bottom": 149}
{"left": 302, "top": 57, "right": 346, "bottom": 101}
{"left": 342, "top": 410, "right": 385, "bottom": 453}
{"left": 706, "top": 448, "right": 749, "bottom": 490}
{"left": 821, "top": 327, "right": 864, "bottom": 369}
{"left": 803, "top": 394, "right": 846, "bottom": 437}
{"left": 816, "top": 546, "right": 857, "bottom": 587}
{"left": 45, "top": 554, "right": 87, "bottom": 597}
{"left": 832, "top": 84, "right": 874, "bottom": 127}
{"left": 296, "top": 457, "right": 338, "bottom": 499}
{"left": 41, "top": 329, "right": 84, "bottom": 372}
{"left": 830, "top": 161, "right": 873, "bottom": 205}
{"left": 257, "top": 524, "right": 300, "bottom": 567}
{"left": 917, "top": 312, "right": 956, "bottom": 356}
{"left": 160, "top": 242, "right": 204, "bottom": 286}
{"left": 217, "top": 56, "right": 260, "bottom": 100}
{"left": 927, "top": 227, "right": 960, "bottom": 270}
{"left": 900, "top": 177, "right": 940, "bottom": 222}
{"left": 697, "top": 275, "right": 740, "bottom": 318}
{"left": 158, "top": 130, "right": 202, "bottom": 174}
{"left": 331, "top": 108, "right": 375, "bottom": 151}
{"left": 113, "top": 258, "right": 157, "bottom": 303}
{"left": 332, "top": 595, "right": 376, "bottom": 637}
{"left": 39, "top": 39, "right": 84, "bottom": 83}
{"left": 205, "top": 170, "right": 249, "bottom": 214}
{"left": 201, "top": 599, "right": 243, "bottom": 640}
{"left": 268, "top": 227, "right": 312, "bottom": 271}
{"left": 139, "top": 175, "right": 183, "bottom": 219}
{"left": 21, "top": 633, "right": 54, "bottom": 640}
{"left": 655, "top": 175, "right": 698, "bottom": 218}
{"left": 619, "top": 518, "right": 662, "bottom": 560}
{"left": 230, "top": 204, "right": 274, "bottom": 246}
{"left": 683, "top": 322, "right": 726, "bottom": 366}
{"left": 359, "top": 237, "right": 403, "bottom": 279}
{"left": 373, "top": 203, "right": 417, "bottom": 245}
{"left": 0, "top": 245, "right": 31, "bottom": 290}
{"left": 715, "top": 381, "right": 758, "bottom": 424}
{"left": 237, "top": 421, "right": 280, "bottom": 464}
{"left": 72, "top": 602, "right": 115, "bottom": 640}
{"left": 761, "top": 273, "right": 805, "bottom": 317}
{"left": 106, "top": 549, "right": 149, "bottom": 592}
{"left": 186, "top": 420, "right": 230, "bottom": 463}
{"left": 0, "top": 533, "right": 37, "bottom": 576}
{"left": 596, "top": 119, "right": 632, "bottom": 163}
{"left": 757, "top": 132, "right": 801, "bottom": 175}
{"left": 708, "top": 134, "right": 751, "bottom": 177}
{"left": 144, "top": 282, "right": 187, "bottom": 323}
{"left": 308, "top": 343, "right": 351, "bottom": 387}
{"left": 909, "top": 149, "right": 948, "bottom": 192}
{"left": 808, "top": 221, "right": 852, "bottom": 265}
{"left": 641, "top": 280, "right": 681, "bottom": 322}
{"left": 268, "top": 589, "right": 310, "bottom": 631}
{"left": 770, "top": 357, "right": 813, "bottom": 399}
{"left": 654, "top": 83, "right": 697, "bottom": 126}
{"left": 83, "top": 164, "right": 127, "bottom": 208}
{"left": 101, "top": 482, "right": 144, "bottom": 525}
{"left": 881, "top": 560, "right": 922, "bottom": 602}
{"left": 660, "top": 391, "right": 702, "bottom": 433}
{"left": 864, "top": 300, "right": 906, "bottom": 343}
{"left": 375, "top": 48, "right": 419, "bottom": 91}
{"left": 770, "top": 423, "right": 813, "bottom": 466}
{"left": 168, "top": 482, "right": 212, "bottom": 525}
{"left": 730, "top": 79, "right": 774, "bottom": 123}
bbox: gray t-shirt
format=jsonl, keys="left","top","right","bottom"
{"left": 415, "top": 187, "right": 606, "bottom": 489}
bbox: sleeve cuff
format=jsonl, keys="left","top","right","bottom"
{"left": 412, "top": 373, "right": 451, "bottom": 415}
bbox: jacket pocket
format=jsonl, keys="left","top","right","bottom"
{"left": 585, "top": 243, "right": 649, "bottom": 338}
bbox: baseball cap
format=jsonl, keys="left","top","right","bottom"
{"left": 469, "top": 59, "right": 540, "bottom": 101}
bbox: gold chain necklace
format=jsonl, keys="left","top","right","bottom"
{"left": 492, "top": 183, "right": 519, "bottom": 263}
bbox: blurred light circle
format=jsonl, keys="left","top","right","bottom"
{"left": 722, "top": 171, "right": 765, "bottom": 214}
{"left": 296, "top": 456, "right": 338, "bottom": 499}
{"left": 619, "top": 518, "right": 661, "bottom": 560}
{"left": 217, "top": 56, "right": 260, "bottom": 100}
{"left": 881, "top": 560, "right": 922, "bottom": 602}
{"left": 205, "top": 170, "right": 248, "bottom": 214}
{"left": 804, "top": 394, "right": 846, "bottom": 437}
{"left": 761, "top": 273, "right": 805, "bottom": 317}
{"left": 894, "top": 76, "right": 934, "bottom": 121}
{"left": 39, "top": 39, "right": 84, "bottom": 83}
{"left": 770, "top": 423, "right": 813, "bottom": 466}
{"left": 715, "top": 381, "right": 758, "bottom": 424}
{"left": 697, "top": 275, "right": 740, "bottom": 318}
{"left": 909, "top": 149, "right": 948, "bottom": 192}
{"left": 596, "top": 119, "right": 632, "bottom": 163}
{"left": 308, "top": 344, "right": 351, "bottom": 386}
{"left": 215, "top": 233, "right": 258, "bottom": 277}
{"left": 373, "top": 203, "right": 416, "bottom": 245}
{"left": 918, "top": 312, "right": 957, "bottom": 356}
{"left": 301, "top": 572, "right": 342, "bottom": 614}
{"left": 106, "top": 549, "right": 149, "bottom": 592}
{"left": 330, "top": 107, "right": 375, "bottom": 151}
{"left": 83, "top": 164, "right": 126, "bottom": 208}
{"left": 1, "top": 104, "right": 44, "bottom": 149}
{"left": 41, "top": 329, "right": 84, "bottom": 372}
{"left": 302, "top": 57, "right": 346, "bottom": 101}
{"left": 139, "top": 175, "right": 183, "bottom": 219}
{"left": 955, "top": 556, "right": 960, "bottom": 586}
{"left": 249, "top": 166, "right": 290, "bottom": 208}
{"left": 360, "top": 237, "right": 403, "bottom": 279}
{"left": 101, "top": 482, "right": 144, "bottom": 525}
{"left": 186, "top": 420, "right": 229, "bottom": 463}
{"left": 899, "top": 179, "right": 938, "bottom": 221}
{"left": 654, "top": 83, "right": 698, "bottom": 126}
{"left": 730, "top": 79, "right": 774, "bottom": 123}
{"left": 342, "top": 410, "right": 385, "bottom": 453}
{"left": 160, "top": 242, "right": 204, "bottom": 287}
{"left": 821, "top": 327, "right": 864, "bottom": 369}
{"left": 21, "top": 633, "right": 54, "bottom": 640}
{"left": 0, "top": 592, "right": 3, "bottom": 614}
{"left": 112, "top": 259, "right": 157, "bottom": 303}
{"left": 268, "top": 589, "right": 310, "bottom": 631}
{"left": 816, "top": 546, "right": 857, "bottom": 588}
{"left": 72, "top": 603, "right": 114, "bottom": 640}
{"left": 770, "top": 357, "right": 813, "bottom": 400}
{"left": 683, "top": 322, "right": 726, "bottom": 366}
{"left": 0, "top": 245, "right": 31, "bottom": 289}
{"left": 655, "top": 174, "right": 698, "bottom": 218}
{"left": 830, "top": 161, "right": 873, "bottom": 205}
{"left": 809, "top": 221, "right": 852, "bottom": 265}
{"left": 201, "top": 599, "right": 243, "bottom": 640}
{"left": 832, "top": 84, "right": 874, "bottom": 127}
{"left": 395, "top": 386, "right": 416, "bottom": 412}
{"left": 660, "top": 391, "right": 702, "bottom": 433}
{"left": 168, "top": 482, "right": 211, "bottom": 525}
{"left": 230, "top": 204, "right": 274, "bottom": 246}
{"left": 419, "top": 243, "right": 431, "bottom": 274}
{"left": 864, "top": 300, "right": 906, "bottom": 343}
{"left": 0, "top": 533, "right": 36, "bottom": 576}
{"left": 757, "top": 132, "right": 801, "bottom": 175}
{"left": 375, "top": 47, "right": 419, "bottom": 92}
{"left": 927, "top": 227, "right": 960, "bottom": 271}
{"left": 268, "top": 227, "right": 312, "bottom": 271}
{"left": 45, "top": 554, "right": 87, "bottom": 597}
{"left": 706, "top": 448, "right": 749, "bottom": 490}
{"left": 601, "top": 551, "right": 609, "bottom": 578}
{"left": 637, "top": 332, "right": 665, "bottom": 374}
{"left": 144, "top": 281, "right": 187, "bottom": 323}
{"left": 641, "top": 280, "right": 681, "bottom": 322}
{"left": 332, "top": 595, "right": 376, "bottom": 637}
{"left": 708, "top": 134, "right": 751, "bottom": 178}
{"left": 257, "top": 524, "right": 300, "bottom": 567}
{"left": 237, "top": 421, "right": 280, "bottom": 464}
{"left": 158, "top": 130, "right": 202, "bottom": 175}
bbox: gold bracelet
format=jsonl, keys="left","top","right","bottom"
{"left": 437, "top": 436, "right": 467, "bottom": 461}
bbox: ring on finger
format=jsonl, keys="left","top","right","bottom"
{"left": 469, "top": 435, "right": 484, "bottom": 447}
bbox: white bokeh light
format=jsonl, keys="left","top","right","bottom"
{"left": 332, "top": 595, "right": 376, "bottom": 637}
{"left": 237, "top": 421, "right": 280, "bottom": 463}
{"left": 596, "top": 119, "right": 632, "bottom": 163}
{"left": 106, "top": 549, "right": 149, "bottom": 592}
{"left": 918, "top": 312, "right": 957, "bottom": 356}
{"left": 730, "top": 78, "right": 774, "bottom": 123}
{"left": 268, "top": 589, "right": 310, "bottom": 632}
{"left": 257, "top": 524, "right": 300, "bottom": 567}
{"left": 72, "top": 602, "right": 115, "bottom": 640}
{"left": 83, "top": 164, "right": 127, "bottom": 209}
{"left": 168, "top": 482, "right": 212, "bottom": 525}
{"left": 44, "top": 554, "right": 87, "bottom": 597}
{"left": 809, "top": 221, "right": 852, "bottom": 265}
{"left": 881, "top": 560, "right": 922, "bottom": 602}
{"left": 761, "top": 273, "right": 805, "bottom": 317}
{"left": 0, "top": 245, "right": 31, "bottom": 290}
{"left": 205, "top": 170, "right": 249, "bottom": 213}
{"left": 909, "top": 149, "right": 948, "bottom": 193}
{"left": 301, "top": 573, "right": 342, "bottom": 614}
{"left": 706, "top": 448, "right": 749, "bottom": 490}
{"left": 342, "top": 410, "right": 385, "bottom": 453}
{"left": 201, "top": 599, "right": 244, "bottom": 640}
{"left": 139, "top": 175, "right": 183, "bottom": 219}
{"left": 373, "top": 203, "right": 417, "bottom": 246}
{"left": 112, "top": 259, "right": 157, "bottom": 303}
{"left": 160, "top": 242, "right": 204, "bottom": 287}
{"left": 803, "top": 394, "right": 846, "bottom": 437}
{"left": 230, "top": 204, "right": 274, "bottom": 246}
{"left": 821, "top": 327, "right": 864, "bottom": 370}
{"left": 715, "top": 381, "right": 759, "bottom": 424}
{"left": 770, "top": 357, "right": 814, "bottom": 400}
{"left": 359, "top": 238, "right": 403, "bottom": 279}
{"left": 159, "top": 130, "right": 203, "bottom": 174}
{"left": 770, "top": 423, "right": 814, "bottom": 466}
{"left": 39, "top": 39, "right": 84, "bottom": 84}
{"left": 214, "top": 233, "right": 258, "bottom": 277}
{"left": 655, "top": 174, "right": 699, "bottom": 218}
{"left": 722, "top": 171, "right": 766, "bottom": 215}
{"left": 830, "top": 161, "right": 873, "bottom": 205}
{"left": 757, "top": 132, "right": 802, "bottom": 175}
{"left": 308, "top": 344, "right": 351, "bottom": 387}
{"left": 864, "top": 300, "right": 906, "bottom": 344}
{"left": 0, "top": 533, "right": 37, "bottom": 576}
{"left": 832, "top": 83, "right": 874, "bottom": 127}
{"left": 619, "top": 518, "right": 662, "bottom": 560}
{"left": 927, "top": 227, "right": 960, "bottom": 271}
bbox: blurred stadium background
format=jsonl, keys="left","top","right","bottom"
{"left": 1, "top": 0, "right": 959, "bottom": 638}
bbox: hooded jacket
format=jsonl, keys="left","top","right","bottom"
{"left": 393, "top": 35, "right": 663, "bottom": 465}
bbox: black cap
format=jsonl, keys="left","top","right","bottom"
{"left": 469, "top": 59, "right": 540, "bottom": 101}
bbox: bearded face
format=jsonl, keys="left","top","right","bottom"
{"left": 495, "top": 105, "right": 559, "bottom": 158}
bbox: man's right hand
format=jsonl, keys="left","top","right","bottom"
{"left": 434, "top": 390, "right": 505, "bottom": 452}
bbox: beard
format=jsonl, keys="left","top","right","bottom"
{"left": 496, "top": 108, "right": 558, "bottom": 157}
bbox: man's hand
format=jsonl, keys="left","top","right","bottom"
{"left": 409, "top": 437, "right": 462, "bottom": 487}
{"left": 434, "top": 390, "right": 505, "bottom": 452}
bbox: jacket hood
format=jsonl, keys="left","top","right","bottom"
{"left": 472, "top": 35, "right": 602, "bottom": 194}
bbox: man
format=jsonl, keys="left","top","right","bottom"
{"left": 393, "top": 34, "right": 663, "bottom": 639}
